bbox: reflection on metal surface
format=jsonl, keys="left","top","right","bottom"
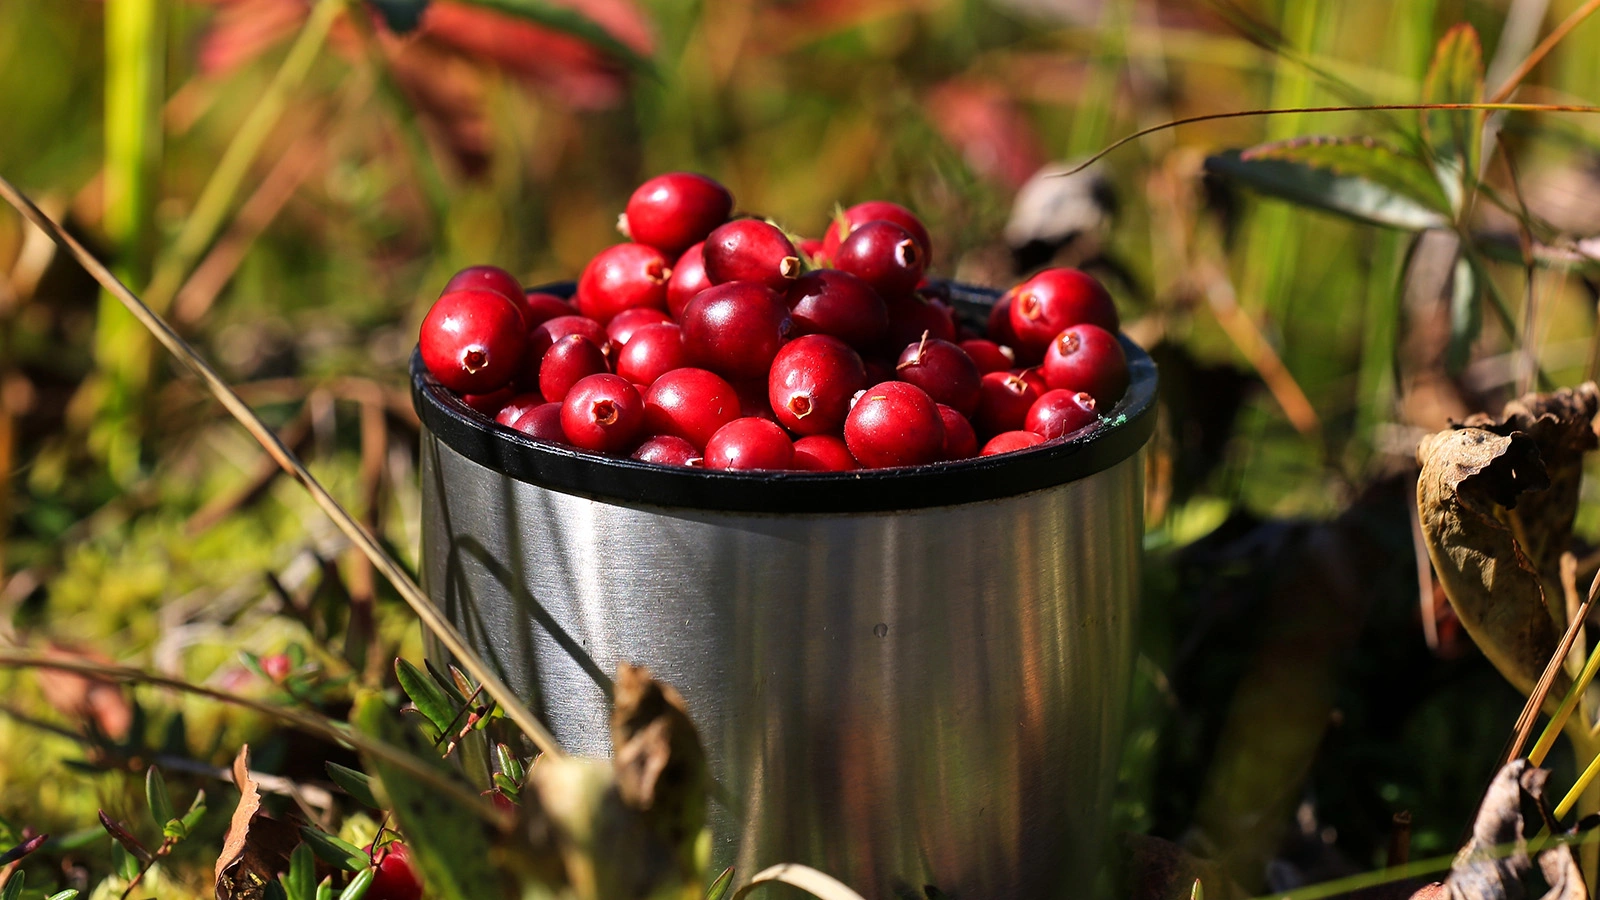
{"left": 420, "top": 434, "right": 1143, "bottom": 898}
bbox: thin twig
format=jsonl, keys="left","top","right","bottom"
{"left": 1509, "top": 567, "right": 1600, "bottom": 763}
{"left": 1488, "top": 0, "right": 1600, "bottom": 104}
{"left": 0, "top": 175, "right": 566, "bottom": 761}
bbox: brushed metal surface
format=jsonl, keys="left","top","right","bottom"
{"left": 420, "top": 433, "right": 1143, "bottom": 898}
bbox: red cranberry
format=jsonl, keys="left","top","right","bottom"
{"left": 1007, "top": 268, "right": 1119, "bottom": 356}
{"left": 680, "top": 282, "right": 793, "bottom": 380}
{"left": 797, "top": 237, "right": 827, "bottom": 263}
{"left": 895, "top": 335, "right": 981, "bottom": 416}
{"left": 666, "top": 242, "right": 712, "bottom": 318}
{"left": 607, "top": 307, "right": 673, "bottom": 347}
{"left": 987, "top": 294, "right": 1021, "bottom": 352}
{"left": 1027, "top": 390, "right": 1099, "bottom": 440}
{"left": 937, "top": 404, "right": 978, "bottom": 460}
{"left": 821, "top": 201, "right": 932, "bottom": 266}
{"left": 702, "top": 219, "right": 802, "bottom": 291}
{"left": 843, "top": 381, "right": 945, "bottom": 468}
{"left": 882, "top": 292, "right": 956, "bottom": 351}
{"left": 643, "top": 368, "right": 741, "bottom": 450}
{"left": 260, "top": 653, "right": 292, "bottom": 682}
{"left": 621, "top": 172, "right": 733, "bottom": 258}
{"left": 632, "top": 434, "right": 701, "bottom": 467}
{"left": 365, "top": 842, "right": 423, "bottom": 900}
{"left": 1014, "top": 366, "right": 1049, "bottom": 396}
{"left": 786, "top": 269, "right": 889, "bottom": 351}
{"left": 420, "top": 289, "right": 527, "bottom": 394}
{"left": 960, "top": 339, "right": 1015, "bottom": 374}
{"left": 539, "top": 335, "right": 609, "bottom": 403}
{"left": 980, "top": 430, "right": 1045, "bottom": 456}
{"left": 616, "top": 322, "right": 688, "bottom": 386}
{"left": 532, "top": 315, "right": 609, "bottom": 355}
{"left": 561, "top": 374, "right": 644, "bottom": 453}
{"left": 974, "top": 371, "right": 1043, "bottom": 437}
{"left": 493, "top": 392, "right": 547, "bottom": 429}
{"left": 509, "top": 402, "right": 567, "bottom": 444}
{"left": 768, "top": 335, "right": 866, "bottom": 436}
{"left": 792, "top": 434, "right": 859, "bottom": 471}
{"left": 576, "top": 243, "right": 671, "bottom": 324}
{"left": 462, "top": 386, "right": 517, "bottom": 416}
{"left": 732, "top": 378, "right": 778, "bottom": 422}
{"left": 1041, "top": 324, "right": 1130, "bottom": 404}
{"left": 832, "top": 220, "right": 925, "bottom": 300}
{"left": 704, "top": 418, "right": 795, "bottom": 470}
{"left": 521, "top": 291, "right": 576, "bottom": 331}
{"left": 445, "top": 265, "right": 522, "bottom": 307}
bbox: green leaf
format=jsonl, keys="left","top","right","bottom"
{"left": 494, "top": 743, "right": 524, "bottom": 784}
{"left": 352, "top": 691, "right": 507, "bottom": 900}
{"left": 338, "top": 868, "right": 376, "bottom": 900}
{"left": 1205, "top": 150, "right": 1450, "bottom": 231}
{"left": 178, "top": 789, "right": 207, "bottom": 835}
{"left": 706, "top": 866, "right": 735, "bottom": 900}
{"left": 47, "top": 891, "right": 81, "bottom": 900}
{"left": 299, "top": 826, "right": 368, "bottom": 872}
{"left": 396, "top": 658, "right": 457, "bottom": 737}
{"left": 327, "top": 763, "right": 380, "bottom": 809}
{"left": 112, "top": 843, "right": 141, "bottom": 883}
{"left": 454, "top": 0, "right": 654, "bottom": 75}
{"left": 1239, "top": 136, "right": 1450, "bottom": 215}
{"left": 1446, "top": 252, "right": 1479, "bottom": 372}
{"left": 0, "top": 871, "right": 22, "bottom": 900}
{"left": 316, "top": 876, "right": 336, "bottom": 900}
{"left": 145, "top": 767, "right": 173, "bottom": 832}
{"left": 367, "top": 0, "right": 431, "bottom": 33}
{"left": 1421, "top": 23, "right": 1485, "bottom": 211}
{"left": 282, "top": 842, "right": 317, "bottom": 900}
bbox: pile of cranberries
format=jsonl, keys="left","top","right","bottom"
{"left": 418, "top": 173, "right": 1130, "bottom": 471}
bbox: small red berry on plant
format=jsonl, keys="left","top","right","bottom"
{"left": 365, "top": 842, "right": 423, "bottom": 900}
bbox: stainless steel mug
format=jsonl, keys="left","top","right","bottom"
{"left": 413, "top": 283, "right": 1156, "bottom": 898}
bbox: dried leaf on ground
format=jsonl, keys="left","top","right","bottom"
{"left": 1422, "top": 759, "right": 1585, "bottom": 900}
{"left": 216, "top": 745, "right": 300, "bottom": 900}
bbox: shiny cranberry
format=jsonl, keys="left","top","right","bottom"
{"left": 1007, "top": 268, "right": 1119, "bottom": 356}
{"left": 768, "top": 335, "right": 866, "bottom": 436}
{"left": 938, "top": 404, "right": 978, "bottom": 460}
{"left": 792, "top": 434, "right": 859, "bottom": 471}
{"left": 576, "top": 243, "right": 671, "bottom": 324}
{"left": 493, "top": 392, "right": 547, "bottom": 429}
{"left": 974, "top": 371, "right": 1043, "bottom": 437}
{"left": 821, "top": 201, "right": 933, "bottom": 266}
{"left": 704, "top": 417, "right": 795, "bottom": 470}
{"left": 366, "top": 842, "right": 423, "bottom": 900}
{"left": 959, "top": 339, "right": 1014, "bottom": 374}
{"left": 615, "top": 322, "right": 688, "bottom": 386}
{"left": 621, "top": 172, "right": 733, "bottom": 258}
{"left": 786, "top": 269, "right": 888, "bottom": 351}
{"left": 531, "top": 315, "right": 609, "bottom": 358}
{"left": 463, "top": 386, "right": 517, "bottom": 416}
{"left": 797, "top": 237, "right": 827, "bottom": 263}
{"left": 895, "top": 335, "right": 981, "bottom": 416}
{"left": 521, "top": 291, "right": 576, "bottom": 331}
{"left": 444, "top": 265, "right": 522, "bottom": 306}
{"left": 987, "top": 294, "right": 1022, "bottom": 352}
{"left": 1014, "top": 366, "right": 1049, "bottom": 396}
{"left": 832, "top": 220, "right": 925, "bottom": 300}
{"left": 844, "top": 381, "right": 945, "bottom": 468}
{"left": 607, "top": 307, "right": 673, "bottom": 346}
{"left": 681, "top": 282, "right": 793, "bottom": 380}
{"left": 540, "top": 335, "right": 609, "bottom": 403}
{"left": 1026, "top": 390, "right": 1099, "bottom": 440}
{"left": 561, "top": 374, "right": 644, "bottom": 453}
{"left": 643, "top": 368, "right": 741, "bottom": 450}
{"left": 882, "top": 292, "right": 956, "bottom": 352}
{"left": 702, "top": 219, "right": 802, "bottom": 290}
{"left": 631, "top": 434, "right": 701, "bottom": 467}
{"left": 666, "top": 242, "right": 712, "bottom": 318}
{"left": 420, "top": 289, "right": 527, "bottom": 394}
{"left": 980, "top": 430, "right": 1045, "bottom": 456}
{"left": 509, "top": 402, "right": 566, "bottom": 444}
{"left": 1041, "top": 324, "right": 1130, "bottom": 404}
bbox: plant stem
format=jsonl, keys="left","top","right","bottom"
{"left": 1528, "top": 638, "right": 1600, "bottom": 765}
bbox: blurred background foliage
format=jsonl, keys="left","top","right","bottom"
{"left": 6, "top": 0, "right": 1600, "bottom": 896}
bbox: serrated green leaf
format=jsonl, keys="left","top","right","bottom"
{"left": 1240, "top": 136, "right": 1450, "bottom": 215}
{"left": 352, "top": 691, "right": 506, "bottom": 900}
{"left": 0, "top": 870, "right": 22, "bottom": 900}
{"left": 47, "top": 890, "right": 80, "bottom": 900}
{"left": 706, "top": 866, "right": 735, "bottom": 900}
{"left": 454, "top": 0, "right": 654, "bottom": 75}
{"left": 338, "top": 868, "right": 375, "bottom": 900}
{"left": 299, "top": 826, "right": 368, "bottom": 872}
{"left": 327, "top": 762, "right": 380, "bottom": 809}
{"left": 1205, "top": 150, "right": 1450, "bottom": 230}
{"left": 396, "top": 658, "right": 457, "bottom": 736}
{"left": 282, "top": 842, "right": 317, "bottom": 900}
{"left": 145, "top": 767, "right": 173, "bottom": 832}
{"left": 1421, "top": 23, "right": 1484, "bottom": 212}
{"left": 1446, "top": 252, "right": 1479, "bottom": 372}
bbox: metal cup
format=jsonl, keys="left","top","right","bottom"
{"left": 413, "top": 283, "right": 1156, "bottom": 898}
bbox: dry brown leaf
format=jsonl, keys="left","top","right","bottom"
{"left": 215, "top": 745, "right": 298, "bottom": 900}
{"left": 1430, "top": 760, "right": 1586, "bottom": 900}
{"left": 610, "top": 662, "right": 706, "bottom": 849}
